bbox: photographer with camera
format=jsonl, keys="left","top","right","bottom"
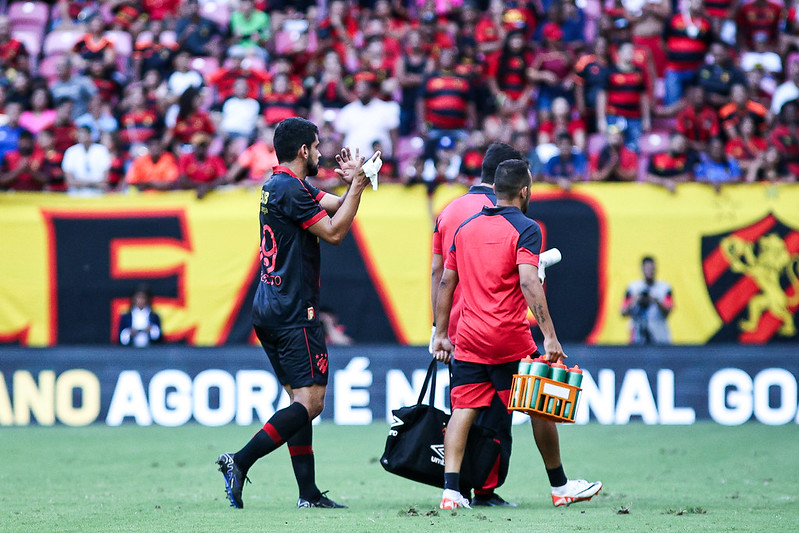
{"left": 621, "top": 256, "right": 673, "bottom": 344}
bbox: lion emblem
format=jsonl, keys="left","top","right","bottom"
{"left": 720, "top": 234, "right": 799, "bottom": 336}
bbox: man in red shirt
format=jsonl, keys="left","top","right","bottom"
{"left": 736, "top": 0, "right": 783, "bottom": 51}
{"left": 676, "top": 86, "right": 720, "bottom": 152}
{"left": 431, "top": 142, "right": 521, "bottom": 506}
{"left": 0, "top": 130, "right": 46, "bottom": 191}
{"left": 178, "top": 133, "right": 227, "bottom": 198}
{"left": 432, "top": 159, "right": 601, "bottom": 510}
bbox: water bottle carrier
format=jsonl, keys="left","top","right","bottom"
{"left": 508, "top": 374, "right": 581, "bottom": 423}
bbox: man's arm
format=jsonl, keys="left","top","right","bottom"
{"left": 430, "top": 253, "right": 444, "bottom": 313}
{"left": 432, "top": 267, "right": 458, "bottom": 363}
{"left": 519, "top": 263, "right": 565, "bottom": 362}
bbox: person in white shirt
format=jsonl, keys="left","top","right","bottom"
{"left": 62, "top": 126, "right": 112, "bottom": 194}
{"left": 335, "top": 74, "right": 399, "bottom": 158}
{"left": 220, "top": 78, "right": 261, "bottom": 139}
{"left": 168, "top": 51, "right": 204, "bottom": 101}
{"left": 771, "top": 61, "right": 799, "bottom": 116}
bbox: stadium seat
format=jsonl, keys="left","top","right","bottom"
{"left": 11, "top": 28, "right": 42, "bottom": 58}
{"left": 201, "top": 1, "right": 230, "bottom": 28}
{"left": 105, "top": 30, "right": 133, "bottom": 57}
{"left": 43, "top": 30, "right": 82, "bottom": 56}
{"left": 8, "top": 1, "right": 49, "bottom": 32}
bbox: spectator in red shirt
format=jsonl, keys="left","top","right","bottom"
{"left": 73, "top": 14, "right": 115, "bottom": 69}
{"left": 590, "top": 125, "right": 638, "bottom": 182}
{"left": 537, "top": 97, "right": 587, "bottom": 152}
{"left": 178, "top": 132, "right": 227, "bottom": 198}
{"left": 737, "top": 0, "right": 783, "bottom": 51}
{"left": 36, "top": 128, "right": 65, "bottom": 192}
{"left": 143, "top": 0, "right": 181, "bottom": 22}
{"left": 645, "top": 134, "right": 697, "bottom": 193}
{"left": 675, "top": 86, "right": 720, "bottom": 152}
{"left": 719, "top": 84, "right": 769, "bottom": 139}
{"left": 263, "top": 72, "right": 302, "bottom": 127}
{"left": 474, "top": 0, "right": 506, "bottom": 57}
{"left": 598, "top": 42, "right": 651, "bottom": 152}
{"left": 0, "top": 16, "right": 27, "bottom": 74}
{"left": 487, "top": 30, "right": 535, "bottom": 131}
{"left": 207, "top": 50, "right": 270, "bottom": 106}
{"left": 48, "top": 99, "right": 78, "bottom": 153}
{"left": 86, "top": 58, "right": 123, "bottom": 105}
{"left": 417, "top": 48, "right": 477, "bottom": 153}
{"left": 725, "top": 115, "right": 768, "bottom": 172}
{"left": 168, "top": 86, "right": 215, "bottom": 146}
{"left": 769, "top": 101, "right": 799, "bottom": 176}
{"left": 119, "top": 86, "right": 163, "bottom": 149}
{"left": 0, "top": 130, "right": 46, "bottom": 191}
{"left": 528, "top": 23, "right": 574, "bottom": 115}
{"left": 663, "top": 0, "right": 713, "bottom": 105}
{"left": 627, "top": 0, "right": 671, "bottom": 77}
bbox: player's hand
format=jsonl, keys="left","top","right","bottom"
{"left": 334, "top": 147, "right": 363, "bottom": 185}
{"left": 542, "top": 337, "right": 567, "bottom": 364}
{"left": 432, "top": 335, "right": 453, "bottom": 364}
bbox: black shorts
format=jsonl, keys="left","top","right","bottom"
{"left": 450, "top": 351, "right": 540, "bottom": 410}
{"left": 253, "top": 324, "right": 329, "bottom": 389}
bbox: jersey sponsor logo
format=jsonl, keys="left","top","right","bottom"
{"left": 702, "top": 214, "right": 799, "bottom": 343}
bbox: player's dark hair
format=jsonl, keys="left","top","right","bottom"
{"left": 274, "top": 117, "right": 319, "bottom": 163}
{"left": 481, "top": 142, "right": 522, "bottom": 184}
{"left": 642, "top": 256, "right": 655, "bottom": 265}
{"left": 493, "top": 159, "right": 530, "bottom": 200}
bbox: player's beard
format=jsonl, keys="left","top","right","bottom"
{"left": 521, "top": 188, "right": 531, "bottom": 213}
{"left": 306, "top": 156, "right": 319, "bottom": 177}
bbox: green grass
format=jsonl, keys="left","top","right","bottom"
{"left": 2, "top": 422, "right": 797, "bottom": 532}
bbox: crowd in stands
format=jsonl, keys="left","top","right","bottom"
{"left": 0, "top": 0, "right": 798, "bottom": 197}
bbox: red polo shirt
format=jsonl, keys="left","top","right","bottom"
{"left": 445, "top": 205, "right": 541, "bottom": 364}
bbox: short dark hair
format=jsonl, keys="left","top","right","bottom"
{"left": 642, "top": 256, "right": 655, "bottom": 266}
{"left": 481, "top": 142, "right": 522, "bottom": 184}
{"left": 18, "top": 129, "right": 34, "bottom": 142}
{"left": 493, "top": 159, "right": 530, "bottom": 200}
{"left": 274, "top": 117, "right": 319, "bottom": 163}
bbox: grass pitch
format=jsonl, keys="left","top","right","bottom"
{"left": 2, "top": 422, "right": 797, "bottom": 532}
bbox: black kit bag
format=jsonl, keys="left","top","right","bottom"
{"left": 380, "top": 360, "right": 502, "bottom": 489}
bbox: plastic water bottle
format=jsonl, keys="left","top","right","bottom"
{"left": 526, "top": 357, "right": 550, "bottom": 410}
{"left": 563, "top": 365, "right": 584, "bottom": 419}
{"left": 512, "top": 357, "right": 534, "bottom": 407}
{"left": 547, "top": 362, "right": 568, "bottom": 414}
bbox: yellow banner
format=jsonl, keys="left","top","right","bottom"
{"left": 1, "top": 183, "right": 798, "bottom": 346}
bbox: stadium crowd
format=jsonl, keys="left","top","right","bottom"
{"left": 0, "top": 0, "right": 798, "bottom": 196}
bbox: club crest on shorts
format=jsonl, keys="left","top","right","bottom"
{"left": 701, "top": 213, "right": 799, "bottom": 343}
{"left": 307, "top": 307, "right": 315, "bottom": 320}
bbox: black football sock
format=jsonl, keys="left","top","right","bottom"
{"left": 443, "top": 472, "right": 460, "bottom": 492}
{"left": 547, "top": 464, "right": 568, "bottom": 488}
{"left": 474, "top": 489, "right": 493, "bottom": 497}
{"left": 288, "top": 420, "right": 322, "bottom": 501}
{"left": 234, "top": 403, "right": 309, "bottom": 476}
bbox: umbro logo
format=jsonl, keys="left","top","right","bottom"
{"left": 430, "top": 444, "right": 445, "bottom": 460}
{"left": 390, "top": 416, "right": 404, "bottom": 428}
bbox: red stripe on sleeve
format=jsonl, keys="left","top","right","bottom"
{"left": 301, "top": 209, "right": 327, "bottom": 230}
